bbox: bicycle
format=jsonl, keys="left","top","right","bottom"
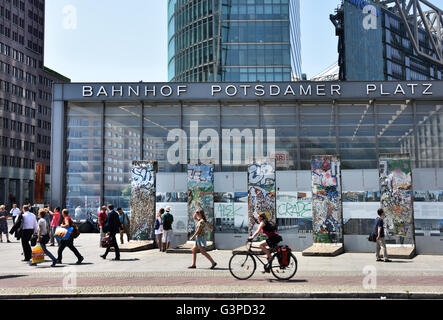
{"left": 229, "top": 239, "right": 298, "bottom": 281}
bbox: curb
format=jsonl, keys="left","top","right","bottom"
{"left": 1, "top": 292, "right": 443, "bottom": 299}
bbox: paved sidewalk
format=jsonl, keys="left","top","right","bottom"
{"left": 1, "top": 220, "right": 443, "bottom": 298}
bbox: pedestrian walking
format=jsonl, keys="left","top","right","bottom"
{"left": 188, "top": 209, "right": 217, "bottom": 269}
{"left": 100, "top": 204, "right": 121, "bottom": 261}
{"left": 374, "top": 208, "right": 391, "bottom": 262}
{"left": 154, "top": 208, "right": 164, "bottom": 251}
{"left": 31, "top": 209, "right": 57, "bottom": 267}
{"left": 10, "top": 204, "right": 20, "bottom": 225}
{"left": 75, "top": 206, "right": 82, "bottom": 222}
{"left": 98, "top": 205, "right": 107, "bottom": 247}
{"left": 13, "top": 205, "right": 37, "bottom": 262}
{"left": 48, "top": 207, "right": 61, "bottom": 246}
{"left": 0, "top": 205, "right": 11, "bottom": 243}
{"left": 56, "top": 209, "right": 84, "bottom": 265}
{"left": 117, "top": 208, "right": 130, "bottom": 244}
{"left": 161, "top": 206, "right": 174, "bottom": 252}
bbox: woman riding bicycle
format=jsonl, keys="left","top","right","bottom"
{"left": 248, "top": 212, "right": 282, "bottom": 271}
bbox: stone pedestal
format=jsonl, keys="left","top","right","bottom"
{"left": 110, "top": 240, "right": 155, "bottom": 252}
{"left": 302, "top": 243, "right": 344, "bottom": 257}
{"left": 232, "top": 242, "right": 264, "bottom": 255}
{"left": 383, "top": 245, "right": 416, "bottom": 259}
{"left": 166, "top": 241, "right": 215, "bottom": 253}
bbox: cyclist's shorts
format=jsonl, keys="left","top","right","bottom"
{"left": 266, "top": 234, "right": 282, "bottom": 247}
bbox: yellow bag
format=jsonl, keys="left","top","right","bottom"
{"left": 32, "top": 245, "right": 45, "bottom": 264}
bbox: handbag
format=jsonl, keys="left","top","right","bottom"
{"left": 32, "top": 245, "right": 45, "bottom": 264}
{"left": 101, "top": 235, "right": 113, "bottom": 248}
{"left": 368, "top": 233, "right": 377, "bottom": 242}
{"left": 41, "top": 234, "right": 50, "bottom": 245}
{"left": 30, "top": 234, "right": 38, "bottom": 247}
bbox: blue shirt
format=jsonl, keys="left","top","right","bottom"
{"left": 374, "top": 217, "right": 384, "bottom": 238}
{"left": 119, "top": 212, "right": 129, "bottom": 226}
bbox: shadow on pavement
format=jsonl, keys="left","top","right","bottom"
{"left": 0, "top": 275, "right": 26, "bottom": 280}
{"left": 266, "top": 279, "right": 308, "bottom": 283}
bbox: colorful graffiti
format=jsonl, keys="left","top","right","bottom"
{"left": 311, "top": 156, "right": 343, "bottom": 244}
{"left": 187, "top": 163, "right": 214, "bottom": 242}
{"left": 248, "top": 159, "right": 276, "bottom": 235}
{"left": 130, "top": 161, "right": 157, "bottom": 240}
{"left": 379, "top": 155, "right": 415, "bottom": 244}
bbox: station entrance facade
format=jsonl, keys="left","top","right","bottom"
{"left": 51, "top": 82, "right": 443, "bottom": 254}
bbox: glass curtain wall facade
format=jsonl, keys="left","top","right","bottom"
{"left": 168, "top": 0, "right": 302, "bottom": 82}
{"left": 63, "top": 99, "right": 443, "bottom": 215}
{"left": 333, "top": 0, "right": 443, "bottom": 81}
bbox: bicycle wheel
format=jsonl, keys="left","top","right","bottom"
{"left": 229, "top": 252, "right": 256, "bottom": 280}
{"left": 270, "top": 253, "right": 297, "bottom": 280}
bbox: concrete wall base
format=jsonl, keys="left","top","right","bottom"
{"left": 166, "top": 241, "right": 215, "bottom": 253}
{"left": 110, "top": 240, "right": 155, "bottom": 252}
{"left": 302, "top": 243, "right": 344, "bottom": 257}
{"left": 232, "top": 242, "right": 265, "bottom": 254}
{"left": 384, "top": 245, "right": 416, "bottom": 259}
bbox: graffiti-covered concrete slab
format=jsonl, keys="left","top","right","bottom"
{"left": 248, "top": 159, "right": 276, "bottom": 236}
{"left": 187, "top": 163, "right": 215, "bottom": 242}
{"left": 379, "top": 154, "right": 416, "bottom": 258}
{"left": 130, "top": 161, "right": 157, "bottom": 241}
{"left": 303, "top": 156, "right": 343, "bottom": 256}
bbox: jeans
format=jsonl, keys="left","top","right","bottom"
{"left": 51, "top": 226, "right": 60, "bottom": 246}
{"left": 104, "top": 233, "right": 120, "bottom": 259}
{"left": 38, "top": 242, "right": 56, "bottom": 263}
{"left": 57, "top": 238, "right": 83, "bottom": 262}
{"left": 376, "top": 237, "right": 389, "bottom": 260}
{"left": 21, "top": 229, "right": 34, "bottom": 261}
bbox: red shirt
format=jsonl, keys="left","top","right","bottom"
{"left": 98, "top": 211, "right": 107, "bottom": 227}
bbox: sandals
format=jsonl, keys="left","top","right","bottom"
{"left": 187, "top": 265, "right": 196, "bottom": 269}
{"left": 210, "top": 262, "right": 217, "bottom": 270}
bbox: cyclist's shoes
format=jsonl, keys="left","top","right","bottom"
{"left": 263, "top": 263, "right": 271, "bottom": 273}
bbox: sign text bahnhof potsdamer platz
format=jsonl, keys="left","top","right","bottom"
{"left": 60, "top": 81, "right": 440, "bottom": 101}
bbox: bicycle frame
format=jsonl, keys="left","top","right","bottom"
{"left": 245, "top": 241, "right": 276, "bottom": 267}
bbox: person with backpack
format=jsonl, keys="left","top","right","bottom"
{"left": 188, "top": 209, "right": 217, "bottom": 269}
{"left": 248, "top": 212, "right": 282, "bottom": 272}
{"left": 56, "top": 209, "right": 84, "bottom": 265}
{"left": 374, "top": 208, "right": 391, "bottom": 262}
{"left": 154, "top": 208, "right": 164, "bottom": 251}
{"left": 161, "top": 206, "right": 174, "bottom": 251}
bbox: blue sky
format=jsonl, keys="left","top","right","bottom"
{"left": 44, "top": 0, "right": 443, "bottom": 82}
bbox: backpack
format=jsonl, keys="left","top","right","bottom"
{"left": 264, "top": 220, "right": 278, "bottom": 232}
{"left": 276, "top": 245, "right": 291, "bottom": 267}
{"left": 71, "top": 223, "right": 80, "bottom": 239}
{"left": 154, "top": 218, "right": 160, "bottom": 230}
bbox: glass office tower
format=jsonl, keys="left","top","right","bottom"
{"left": 331, "top": 0, "right": 443, "bottom": 81}
{"left": 168, "top": 0, "right": 302, "bottom": 82}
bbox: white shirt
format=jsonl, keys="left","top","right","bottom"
{"left": 10, "top": 208, "right": 20, "bottom": 217}
{"left": 22, "top": 211, "right": 38, "bottom": 232}
{"left": 38, "top": 218, "right": 49, "bottom": 235}
{"left": 75, "top": 207, "right": 82, "bottom": 219}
